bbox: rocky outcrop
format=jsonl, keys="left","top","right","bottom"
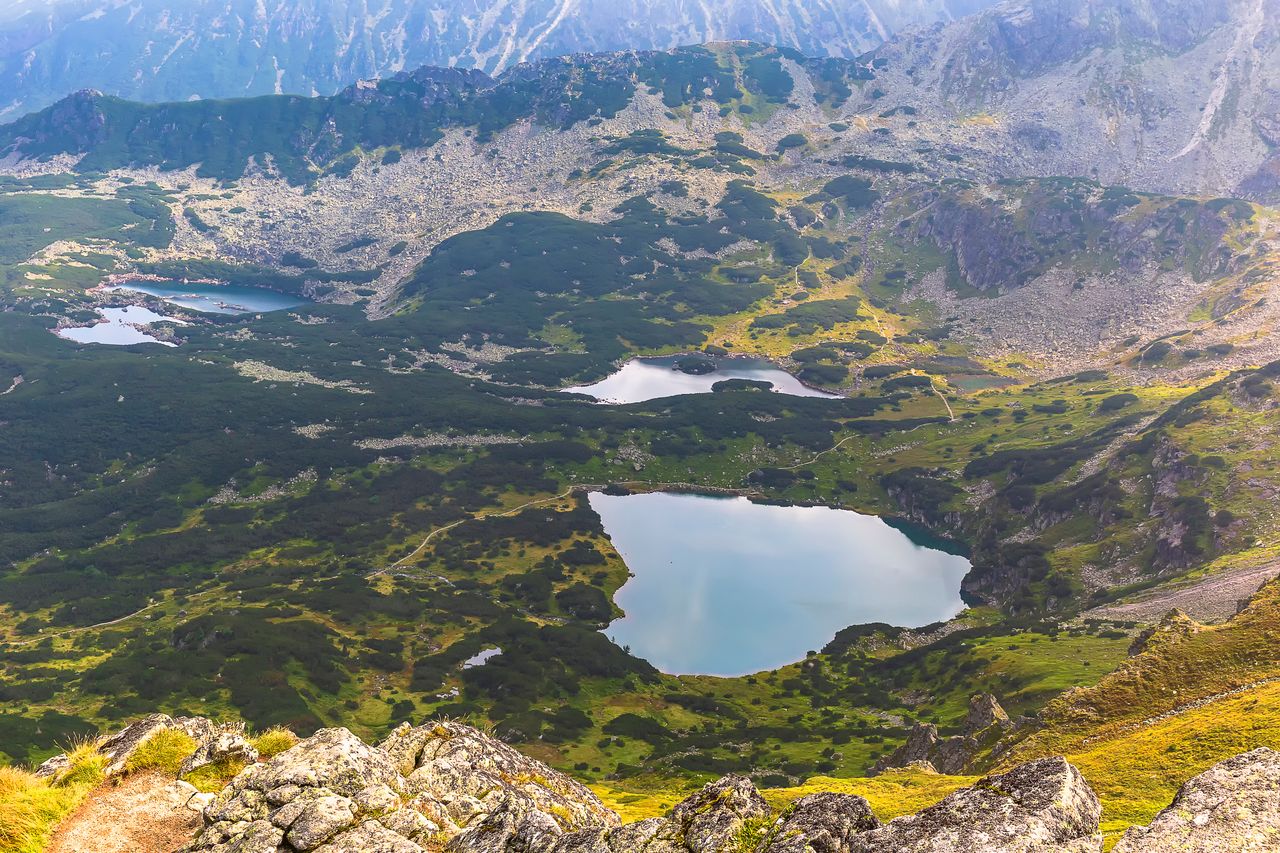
{"left": 175, "top": 718, "right": 1110, "bottom": 853}
{"left": 1113, "top": 747, "right": 1280, "bottom": 853}
{"left": 873, "top": 693, "right": 1014, "bottom": 774}
{"left": 36, "top": 713, "right": 250, "bottom": 780}
{"left": 853, "top": 757, "right": 1103, "bottom": 852}
{"left": 58, "top": 714, "right": 1280, "bottom": 853}
{"left": 185, "top": 722, "right": 620, "bottom": 853}
{"left": 759, "top": 793, "right": 880, "bottom": 852}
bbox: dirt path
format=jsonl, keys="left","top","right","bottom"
{"left": 47, "top": 772, "right": 199, "bottom": 853}
{"left": 1084, "top": 561, "right": 1280, "bottom": 624}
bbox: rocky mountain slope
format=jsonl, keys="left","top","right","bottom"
{"left": 865, "top": 0, "right": 1280, "bottom": 200}
{"left": 0, "top": 0, "right": 998, "bottom": 121}
{"left": 24, "top": 713, "right": 1280, "bottom": 852}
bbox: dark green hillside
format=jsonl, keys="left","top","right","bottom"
{"left": 0, "top": 44, "right": 866, "bottom": 183}
{"left": 397, "top": 185, "right": 817, "bottom": 382}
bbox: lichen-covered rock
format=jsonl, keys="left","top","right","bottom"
{"left": 185, "top": 722, "right": 621, "bottom": 853}
{"left": 285, "top": 795, "right": 360, "bottom": 850}
{"left": 380, "top": 721, "right": 618, "bottom": 833}
{"left": 547, "top": 817, "right": 684, "bottom": 853}
{"left": 850, "top": 757, "right": 1102, "bottom": 852}
{"left": 181, "top": 729, "right": 261, "bottom": 776}
{"left": 315, "top": 821, "right": 425, "bottom": 853}
{"left": 761, "top": 793, "right": 880, "bottom": 853}
{"left": 670, "top": 774, "right": 770, "bottom": 853}
{"left": 186, "top": 728, "right": 407, "bottom": 853}
{"left": 1113, "top": 747, "right": 1280, "bottom": 853}
{"left": 445, "top": 795, "right": 564, "bottom": 853}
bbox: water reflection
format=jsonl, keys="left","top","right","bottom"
{"left": 564, "top": 355, "right": 838, "bottom": 404}
{"left": 592, "top": 491, "right": 970, "bottom": 676}
{"left": 105, "top": 281, "right": 307, "bottom": 314}
{"left": 57, "top": 306, "right": 184, "bottom": 347}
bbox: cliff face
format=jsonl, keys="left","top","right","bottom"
{"left": 35, "top": 712, "right": 1280, "bottom": 853}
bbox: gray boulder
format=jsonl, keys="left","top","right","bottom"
{"left": 188, "top": 727, "right": 416, "bottom": 853}
{"left": 181, "top": 727, "right": 260, "bottom": 776}
{"left": 380, "top": 720, "right": 618, "bottom": 835}
{"left": 185, "top": 722, "right": 621, "bottom": 853}
{"left": 850, "top": 757, "right": 1103, "bottom": 852}
{"left": 760, "top": 792, "right": 881, "bottom": 853}
{"left": 670, "top": 774, "right": 771, "bottom": 853}
{"left": 1113, "top": 747, "right": 1280, "bottom": 853}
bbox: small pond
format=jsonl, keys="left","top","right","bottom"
{"left": 57, "top": 306, "right": 184, "bottom": 347}
{"left": 104, "top": 281, "right": 307, "bottom": 314}
{"left": 591, "top": 491, "right": 970, "bottom": 677}
{"left": 564, "top": 355, "right": 838, "bottom": 404}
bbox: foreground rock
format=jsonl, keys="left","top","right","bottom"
{"left": 1114, "top": 747, "right": 1280, "bottom": 853}
{"left": 179, "top": 721, "right": 1107, "bottom": 853}
{"left": 36, "top": 713, "right": 250, "bottom": 780}
{"left": 186, "top": 722, "right": 619, "bottom": 853}
{"left": 42, "top": 712, "right": 1280, "bottom": 852}
{"left": 852, "top": 757, "right": 1103, "bottom": 853}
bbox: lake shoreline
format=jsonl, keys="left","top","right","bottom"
{"left": 592, "top": 490, "right": 972, "bottom": 677}
{"left": 562, "top": 352, "right": 844, "bottom": 403}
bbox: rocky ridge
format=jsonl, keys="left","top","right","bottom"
{"left": 38, "top": 713, "right": 1280, "bottom": 853}
{"left": 872, "top": 693, "right": 1014, "bottom": 775}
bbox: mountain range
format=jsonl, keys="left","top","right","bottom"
{"left": 0, "top": 0, "right": 997, "bottom": 120}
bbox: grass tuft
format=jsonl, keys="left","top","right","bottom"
{"left": 0, "top": 737, "right": 109, "bottom": 853}
{"left": 250, "top": 727, "right": 298, "bottom": 761}
{"left": 124, "top": 729, "right": 198, "bottom": 776}
{"left": 182, "top": 758, "right": 247, "bottom": 794}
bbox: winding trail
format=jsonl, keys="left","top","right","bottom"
{"left": 5, "top": 589, "right": 218, "bottom": 647}
{"left": 928, "top": 376, "right": 956, "bottom": 421}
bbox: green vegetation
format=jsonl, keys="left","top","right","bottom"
{"left": 0, "top": 740, "right": 103, "bottom": 853}
{"left": 124, "top": 730, "right": 198, "bottom": 775}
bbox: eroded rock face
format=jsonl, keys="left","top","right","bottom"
{"left": 760, "top": 792, "right": 880, "bottom": 853}
{"left": 175, "top": 717, "right": 1109, "bottom": 853}
{"left": 380, "top": 720, "right": 618, "bottom": 835}
{"left": 850, "top": 757, "right": 1102, "bottom": 853}
{"left": 873, "top": 694, "right": 1013, "bottom": 775}
{"left": 185, "top": 723, "right": 620, "bottom": 853}
{"left": 1113, "top": 747, "right": 1280, "bottom": 853}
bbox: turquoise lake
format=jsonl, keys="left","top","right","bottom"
{"left": 591, "top": 491, "right": 970, "bottom": 676}
{"left": 564, "top": 355, "right": 838, "bottom": 403}
{"left": 105, "top": 281, "right": 307, "bottom": 314}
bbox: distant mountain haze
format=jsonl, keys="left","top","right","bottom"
{"left": 0, "top": 0, "right": 998, "bottom": 119}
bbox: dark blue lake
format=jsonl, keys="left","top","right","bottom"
{"left": 591, "top": 491, "right": 970, "bottom": 676}
{"left": 105, "top": 281, "right": 307, "bottom": 314}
